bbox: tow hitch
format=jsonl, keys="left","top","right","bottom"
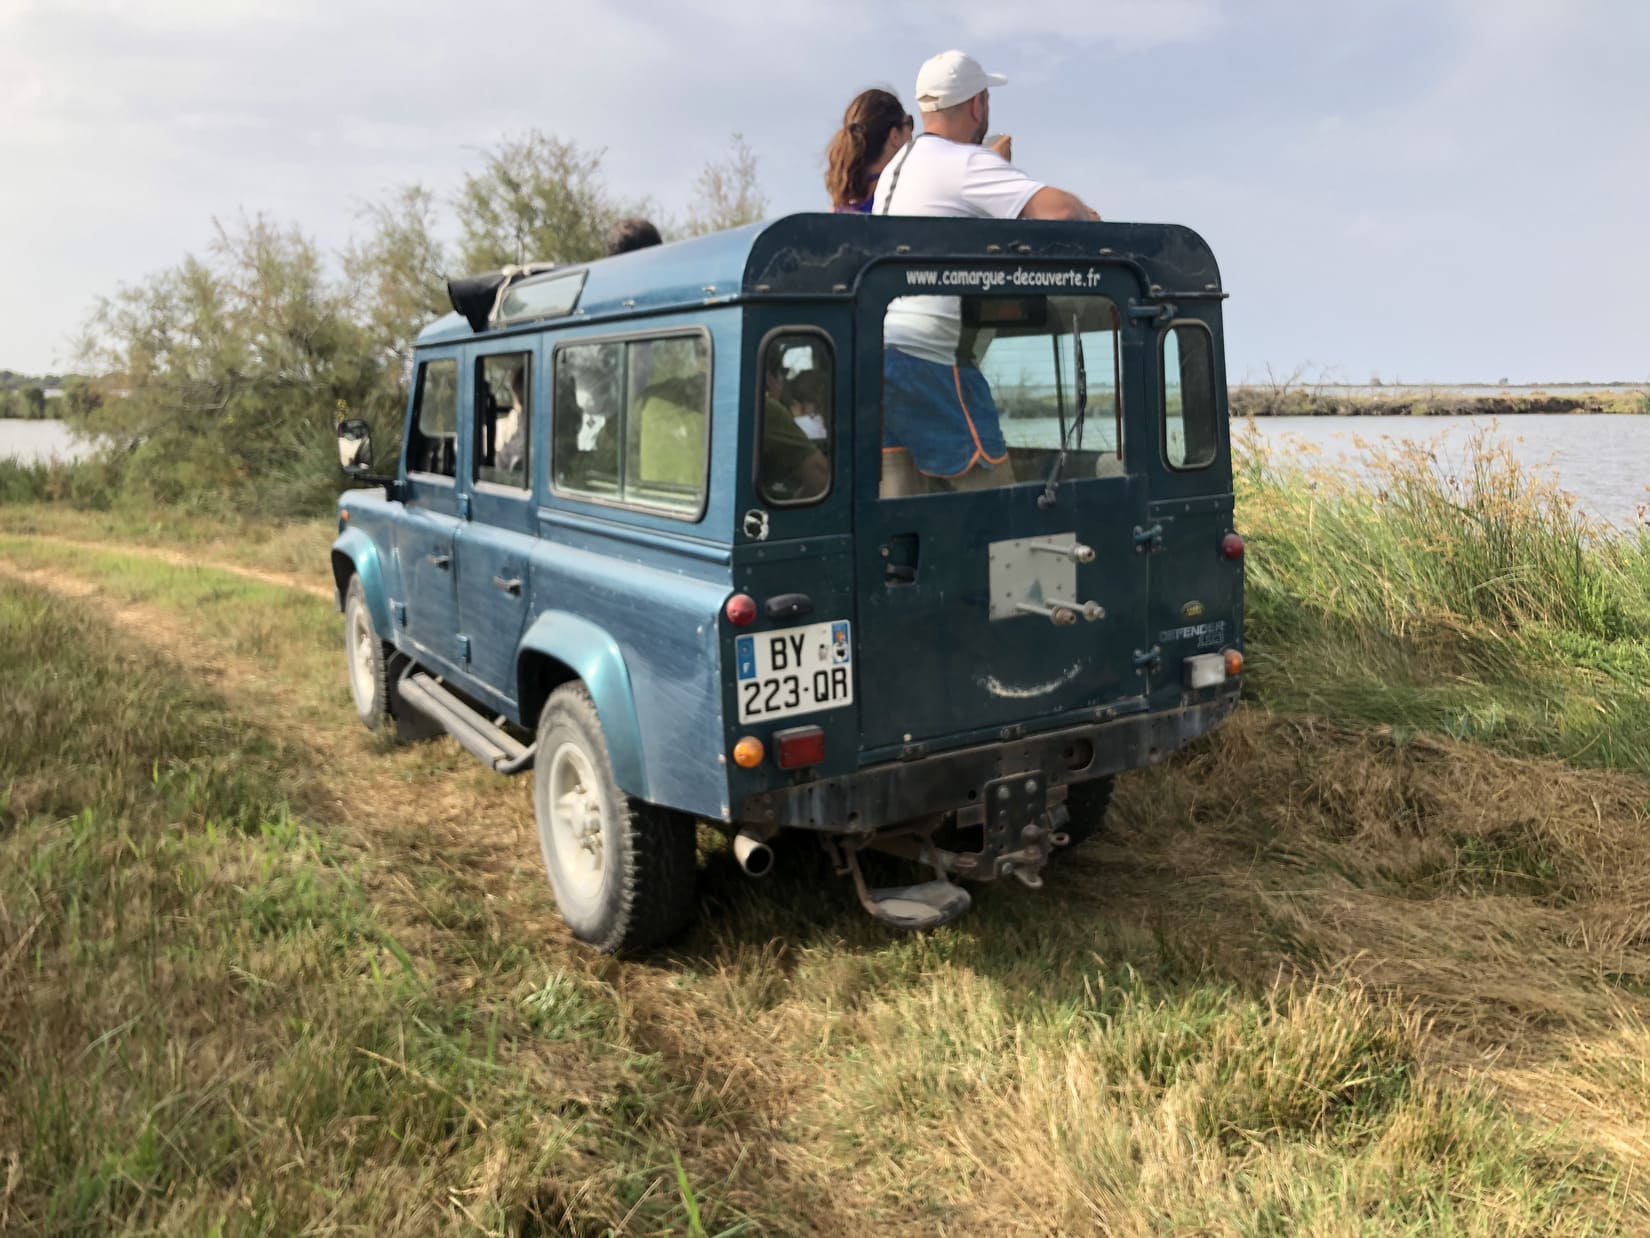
{"left": 826, "top": 773, "right": 1071, "bottom": 930}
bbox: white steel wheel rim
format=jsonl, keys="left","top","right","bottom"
{"left": 346, "top": 599, "right": 377, "bottom": 713}
{"left": 545, "top": 740, "right": 608, "bottom": 907}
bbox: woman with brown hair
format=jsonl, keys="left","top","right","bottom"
{"left": 824, "top": 88, "right": 913, "bottom": 213}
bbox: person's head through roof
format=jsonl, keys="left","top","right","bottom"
{"left": 913, "top": 49, "right": 1005, "bottom": 145}
{"left": 605, "top": 217, "right": 662, "bottom": 256}
{"left": 825, "top": 87, "right": 913, "bottom": 211}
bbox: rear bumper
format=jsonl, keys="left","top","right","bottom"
{"left": 738, "top": 686, "right": 1240, "bottom": 832}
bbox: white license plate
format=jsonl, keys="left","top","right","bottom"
{"left": 735, "top": 620, "right": 853, "bottom": 723}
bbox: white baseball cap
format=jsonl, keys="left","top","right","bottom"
{"left": 913, "top": 50, "right": 1007, "bottom": 112}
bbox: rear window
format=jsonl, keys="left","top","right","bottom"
{"left": 757, "top": 332, "right": 832, "bottom": 505}
{"left": 1162, "top": 323, "right": 1218, "bottom": 470}
{"left": 880, "top": 292, "right": 1122, "bottom": 498}
{"left": 552, "top": 333, "right": 711, "bottom": 518}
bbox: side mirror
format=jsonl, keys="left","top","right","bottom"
{"left": 337, "top": 418, "right": 373, "bottom": 475}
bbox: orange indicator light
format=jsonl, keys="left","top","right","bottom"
{"left": 1224, "top": 648, "right": 1244, "bottom": 677}
{"left": 733, "top": 736, "right": 766, "bottom": 769}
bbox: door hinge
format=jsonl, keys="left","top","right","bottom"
{"left": 1132, "top": 646, "right": 1161, "bottom": 673}
{"left": 456, "top": 634, "right": 471, "bottom": 663}
{"left": 457, "top": 493, "right": 472, "bottom": 520}
{"left": 1132, "top": 523, "right": 1164, "bottom": 554}
{"left": 1127, "top": 300, "right": 1176, "bottom": 325}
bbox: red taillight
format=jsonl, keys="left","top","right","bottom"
{"left": 1220, "top": 532, "right": 1245, "bottom": 560}
{"left": 774, "top": 725, "right": 826, "bottom": 770}
{"left": 725, "top": 593, "right": 757, "bottom": 626}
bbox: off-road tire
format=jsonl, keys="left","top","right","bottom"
{"left": 344, "top": 575, "right": 392, "bottom": 731}
{"left": 1059, "top": 775, "right": 1115, "bottom": 851}
{"left": 533, "top": 683, "right": 697, "bottom": 954}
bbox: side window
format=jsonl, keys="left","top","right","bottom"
{"left": 1163, "top": 324, "right": 1218, "bottom": 470}
{"left": 407, "top": 358, "right": 458, "bottom": 478}
{"left": 627, "top": 335, "right": 710, "bottom": 515}
{"left": 554, "top": 333, "right": 711, "bottom": 518}
{"left": 757, "top": 333, "right": 831, "bottom": 505}
{"left": 475, "top": 352, "right": 531, "bottom": 490}
{"left": 554, "top": 341, "right": 623, "bottom": 499}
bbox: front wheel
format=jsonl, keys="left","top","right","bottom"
{"left": 344, "top": 576, "right": 391, "bottom": 730}
{"left": 533, "top": 684, "right": 697, "bottom": 954}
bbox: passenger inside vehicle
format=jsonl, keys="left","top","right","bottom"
{"left": 759, "top": 349, "right": 830, "bottom": 502}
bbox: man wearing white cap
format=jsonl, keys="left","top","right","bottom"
{"left": 872, "top": 50, "right": 1098, "bottom": 223}
{"left": 873, "top": 50, "right": 1099, "bottom": 495}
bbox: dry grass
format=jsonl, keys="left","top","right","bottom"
{"left": 7, "top": 460, "right": 1650, "bottom": 1232}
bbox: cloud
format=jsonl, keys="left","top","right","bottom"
{"left": 947, "top": 0, "right": 1223, "bottom": 49}
{"left": 0, "top": 0, "right": 1644, "bottom": 380}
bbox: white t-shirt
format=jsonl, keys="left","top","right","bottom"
{"left": 873, "top": 135, "right": 1045, "bottom": 365}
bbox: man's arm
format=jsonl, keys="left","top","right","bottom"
{"left": 1019, "top": 187, "right": 1101, "bottom": 221}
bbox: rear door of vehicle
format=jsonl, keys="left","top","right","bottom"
{"left": 455, "top": 339, "right": 540, "bottom": 712}
{"left": 850, "top": 262, "right": 1152, "bottom": 758}
{"left": 395, "top": 348, "right": 465, "bottom": 674}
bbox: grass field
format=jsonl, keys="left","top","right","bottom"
{"left": 4, "top": 434, "right": 1650, "bottom": 1233}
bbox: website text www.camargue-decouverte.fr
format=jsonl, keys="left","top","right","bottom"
{"left": 904, "top": 267, "right": 1105, "bottom": 290}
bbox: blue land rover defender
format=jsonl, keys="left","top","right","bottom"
{"left": 333, "top": 214, "right": 1244, "bottom": 953}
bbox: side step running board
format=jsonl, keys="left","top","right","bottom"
{"left": 397, "top": 670, "right": 534, "bottom": 773}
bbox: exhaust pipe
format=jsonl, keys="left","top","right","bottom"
{"left": 733, "top": 829, "right": 774, "bottom": 878}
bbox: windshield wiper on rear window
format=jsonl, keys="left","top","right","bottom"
{"left": 1037, "top": 313, "right": 1087, "bottom": 510}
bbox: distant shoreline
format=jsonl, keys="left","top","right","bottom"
{"left": 1229, "top": 387, "right": 1648, "bottom": 417}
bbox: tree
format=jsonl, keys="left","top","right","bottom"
{"left": 344, "top": 184, "right": 451, "bottom": 373}
{"left": 20, "top": 385, "right": 46, "bottom": 419}
{"left": 682, "top": 134, "right": 768, "bottom": 237}
{"left": 455, "top": 132, "right": 616, "bottom": 272}
{"left": 59, "top": 376, "right": 102, "bottom": 420}
{"left": 78, "top": 214, "right": 390, "bottom": 514}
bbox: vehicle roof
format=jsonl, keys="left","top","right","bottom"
{"left": 415, "top": 213, "right": 1223, "bottom": 347}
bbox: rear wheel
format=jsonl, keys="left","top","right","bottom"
{"left": 344, "top": 576, "right": 391, "bottom": 730}
{"left": 533, "top": 684, "right": 697, "bottom": 953}
{"left": 1059, "top": 776, "right": 1114, "bottom": 850}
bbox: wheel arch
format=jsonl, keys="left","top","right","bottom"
{"left": 331, "top": 529, "right": 392, "bottom": 636}
{"left": 518, "top": 612, "right": 649, "bottom": 801}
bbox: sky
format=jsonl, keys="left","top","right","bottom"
{"left": 2, "top": 0, "right": 1647, "bottom": 384}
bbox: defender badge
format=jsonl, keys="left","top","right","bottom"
{"left": 1181, "top": 600, "right": 1205, "bottom": 619}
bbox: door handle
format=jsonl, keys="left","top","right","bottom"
{"left": 493, "top": 575, "right": 522, "bottom": 596}
{"left": 882, "top": 532, "right": 919, "bottom": 584}
{"left": 428, "top": 553, "right": 451, "bottom": 569}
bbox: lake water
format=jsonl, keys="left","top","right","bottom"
{"left": 1243, "top": 414, "right": 1650, "bottom": 530}
{"left": 4, "top": 414, "right": 1647, "bottom": 529}
{"left": 0, "top": 419, "right": 93, "bottom": 465}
